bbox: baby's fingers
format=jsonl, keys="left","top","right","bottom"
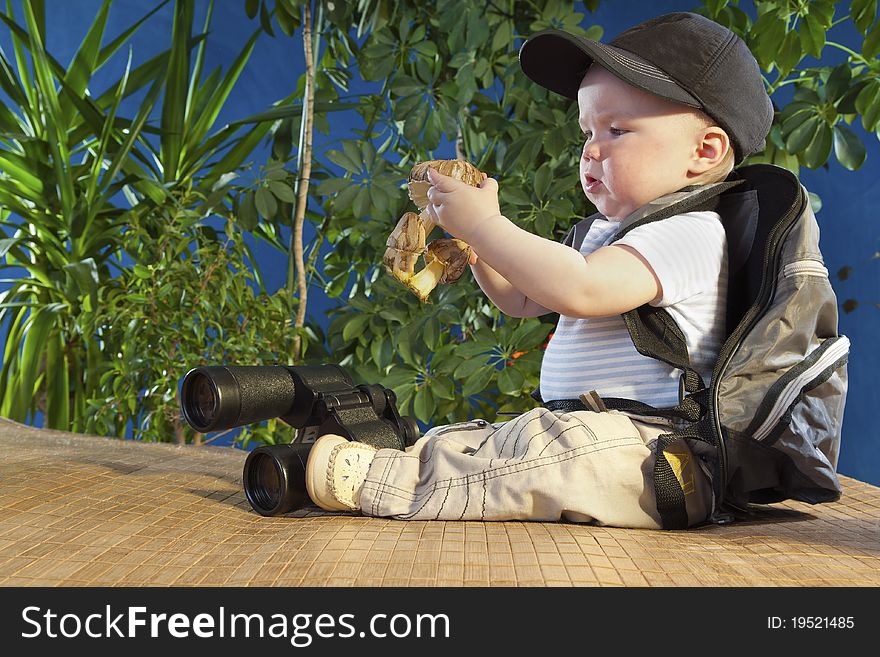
{"left": 479, "top": 177, "right": 499, "bottom": 193}
{"left": 426, "top": 167, "right": 462, "bottom": 191}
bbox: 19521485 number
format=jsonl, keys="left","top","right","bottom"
{"left": 768, "top": 616, "right": 854, "bottom": 629}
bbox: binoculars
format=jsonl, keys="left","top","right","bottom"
{"left": 179, "top": 364, "right": 420, "bottom": 516}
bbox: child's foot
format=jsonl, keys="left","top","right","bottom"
{"left": 305, "top": 435, "right": 377, "bottom": 511}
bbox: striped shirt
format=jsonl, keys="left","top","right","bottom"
{"left": 539, "top": 211, "right": 728, "bottom": 408}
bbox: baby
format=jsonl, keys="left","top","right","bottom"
{"left": 304, "top": 12, "right": 773, "bottom": 529}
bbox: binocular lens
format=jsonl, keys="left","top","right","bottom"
{"left": 187, "top": 373, "right": 218, "bottom": 428}
{"left": 243, "top": 443, "right": 312, "bottom": 516}
{"left": 245, "top": 451, "right": 283, "bottom": 513}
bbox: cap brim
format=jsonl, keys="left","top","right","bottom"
{"left": 519, "top": 29, "right": 702, "bottom": 109}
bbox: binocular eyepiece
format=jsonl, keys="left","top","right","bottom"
{"left": 179, "top": 364, "right": 419, "bottom": 516}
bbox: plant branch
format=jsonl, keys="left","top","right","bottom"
{"left": 825, "top": 41, "right": 870, "bottom": 66}
{"left": 290, "top": 0, "right": 319, "bottom": 363}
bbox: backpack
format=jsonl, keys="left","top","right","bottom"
{"left": 536, "top": 164, "right": 849, "bottom": 529}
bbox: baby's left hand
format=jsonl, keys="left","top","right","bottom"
{"left": 425, "top": 168, "right": 501, "bottom": 243}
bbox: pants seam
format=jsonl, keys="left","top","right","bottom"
{"left": 361, "top": 434, "right": 644, "bottom": 513}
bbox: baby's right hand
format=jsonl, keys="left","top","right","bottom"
{"left": 469, "top": 250, "right": 478, "bottom": 266}
{"left": 425, "top": 168, "right": 501, "bottom": 243}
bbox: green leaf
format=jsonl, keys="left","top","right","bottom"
{"left": 238, "top": 190, "right": 259, "bottom": 230}
{"left": 342, "top": 313, "right": 370, "bottom": 342}
{"left": 865, "top": 19, "right": 880, "bottom": 59}
{"left": 749, "top": 12, "right": 786, "bottom": 70}
{"left": 255, "top": 186, "right": 278, "bottom": 218}
{"left": 498, "top": 366, "right": 524, "bottom": 395}
{"left": 461, "top": 365, "right": 495, "bottom": 399}
{"left": 352, "top": 185, "right": 372, "bottom": 219}
{"left": 491, "top": 19, "right": 513, "bottom": 53}
{"left": 776, "top": 31, "right": 801, "bottom": 76}
{"left": 0, "top": 153, "right": 43, "bottom": 200}
{"left": 503, "top": 186, "right": 533, "bottom": 207}
{"left": 832, "top": 124, "right": 867, "bottom": 170}
{"left": 422, "top": 316, "right": 440, "bottom": 350}
{"left": 23, "top": 2, "right": 75, "bottom": 219}
{"left": 837, "top": 84, "right": 863, "bottom": 115}
{"left": 333, "top": 183, "right": 360, "bottom": 212}
{"left": 825, "top": 64, "right": 851, "bottom": 104}
{"left": 804, "top": 122, "right": 833, "bottom": 169}
{"left": 815, "top": 0, "right": 836, "bottom": 27}
{"left": 187, "top": 29, "right": 260, "bottom": 156}
{"left": 378, "top": 307, "right": 409, "bottom": 323}
{"left": 327, "top": 146, "right": 362, "bottom": 174}
{"left": 413, "top": 386, "right": 435, "bottom": 423}
{"left": 132, "top": 264, "right": 152, "bottom": 279}
{"left": 62, "top": 0, "right": 111, "bottom": 100}
{"left": 799, "top": 13, "right": 826, "bottom": 58}
{"left": 64, "top": 258, "right": 99, "bottom": 306}
{"left": 431, "top": 376, "right": 456, "bottom": 401}
{"left": 851, "top": 0, "right": 878, "bottom": 35}
{"left": 0, "top": 237, "right": 22, "bottom": 259}
{"left": 259, "top": 0, "right": 274, "bottom": 37}
{"left": 455, "top": 339, "right": 494, "bottom": 358}
{"left": 391, "top": 74, "right": 423, "bottom": 97}
{"left": 14, "top": 303, "right": 65, "bottom": 423}
{"left": 793, "top": 86, "right": 822, "bottom": 105}
{"left": 510, "top": 320, "right": 553, "bottom": 349}
{"left": 268, "top": 180, "right": 296, "bottom": 203}
{"left": 395, "top": 324, "right": 417, "bottom": 367}
{"left": 314, "top": 177, "right": 350, "bottom": 196}
{"left": 785, "top": 116, "right": 820, "bottom": 153}
{"left": 454, "top": 357, "right": 488, "bottom": 379}
{"left": 533, "top": 162, "right": 552, "bottom": 201}
{"left": 160, "top": 0, "right": 194, "bottom": 181}
{"left": 856, "top": 80, "right": 880, "bottom": 131}
{"left": 276, "top": 2, "right": 297, "bottom": 36}
{"left": 370, "top": 336, "right": 393, "bottom": 369}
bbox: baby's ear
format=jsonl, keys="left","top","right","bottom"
{"left": 692, "top": 126, "right": 731, "bottom": 173}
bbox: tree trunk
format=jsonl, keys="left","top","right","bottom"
{"left": 290, "top": 2, "right": 317, "bottom": 363}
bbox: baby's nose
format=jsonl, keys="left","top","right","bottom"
{"left": 582, "top": 141, "right": 600, "bottom": 160}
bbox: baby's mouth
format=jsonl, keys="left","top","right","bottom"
{"left": 584, "top": 175, "right": 603, "bottom": 193}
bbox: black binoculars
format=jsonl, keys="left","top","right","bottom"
{"left": 179, "top": 364, "right": 420, "bottom": 516}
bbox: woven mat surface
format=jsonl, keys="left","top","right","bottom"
{"left": 1, "top": 418, "right": 878, "bottom": 587}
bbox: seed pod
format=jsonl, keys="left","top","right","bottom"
{"left": 384, "top": 158, "right": 485, "bottom": 303}
{"left": 407, "top": 159, "right": 484, "bottom": 211}
{"left": 383, "top": 212, "right": 426, "bottom": 281}
{"left": 428, "top": 238, "right": 471, "bottom": 285}
{"left": 406, "top": 238, "right": 472, "bottom": 302}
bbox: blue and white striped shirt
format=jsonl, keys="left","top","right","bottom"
{"left": 539, "top": 211, "right": 728, "bottom": 408}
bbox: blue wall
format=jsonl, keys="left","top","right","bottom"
{"left": 1, "top": 1, "right": 878, "bottom": 487}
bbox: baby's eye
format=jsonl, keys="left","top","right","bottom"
{"left": 610, "top": 127, "right": 627, "bottom": 136}
{"left": 582, "top": 129, "right": 593, "bottom": 141}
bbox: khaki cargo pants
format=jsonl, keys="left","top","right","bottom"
{"left": 358, "top": 406, "right": 712, "bottom": 529}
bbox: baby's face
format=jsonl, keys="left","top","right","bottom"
{"left": 576, "top": 65, "right": 708, "bottom": 220}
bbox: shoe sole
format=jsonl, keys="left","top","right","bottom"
{"left": 305, "top": 434, "right": 351, "bottom": 511}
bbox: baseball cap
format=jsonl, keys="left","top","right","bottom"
{"left": 518, "top": 12, "right": 774, "bottom": 162}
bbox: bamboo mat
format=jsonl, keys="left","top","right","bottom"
{"left": 1, "top": 417, "right": 878, "bottom": 587}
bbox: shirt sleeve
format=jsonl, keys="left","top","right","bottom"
{"left": 614, "top": 211, "right": 726, "bottom": 307}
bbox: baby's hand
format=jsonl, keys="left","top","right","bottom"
{"left": 425, "top": 168, "right": 501, "bottom": 242}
